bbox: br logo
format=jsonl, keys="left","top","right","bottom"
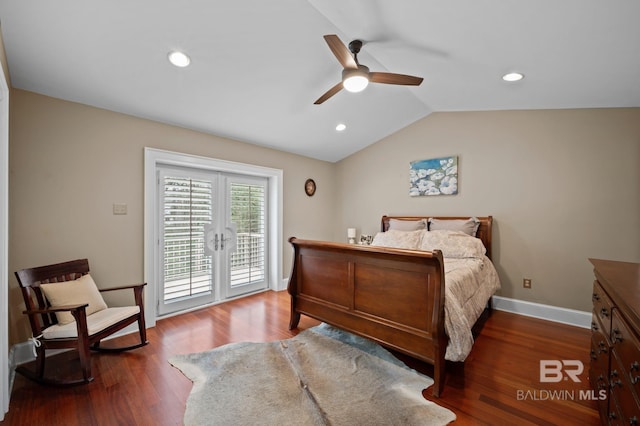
{"left": 539, "top": 360, "right": 584, "bottom": 382}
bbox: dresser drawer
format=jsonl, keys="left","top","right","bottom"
{"left": 593, "top": 280, "right": 614, "bottom": 339}
{"left": 607, "top": 395, "right": 626, "bottom": 426}
{"left": 610, "top": 352, "right": 640, "bottom": 425}
{"left": 612, "top": 310, "right": 640, "bottom": 399}
{"left": 590, "top": 332, "right": 610, "bottom": 385}
{"left": 590, "top": 334, "right": 610, "bottom": 418}
{"left": 592, "top": 315, "right": 611, "bottom": 360}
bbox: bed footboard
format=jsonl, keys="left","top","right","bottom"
{"left": 287, "top": 237, "right": 447, "bottom": 397}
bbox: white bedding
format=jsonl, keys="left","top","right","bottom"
{"left": 443, "top": 256, "right": 500, "bottom": 361}
{"left": 372, "top": 228, "right": 501, "bottom": 362}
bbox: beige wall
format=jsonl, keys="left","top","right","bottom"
{"left": 336, "top": 108, "right": 640, "bottom": 312}
{"left": 8, "top": 89, "right": 336, "bottom": 344}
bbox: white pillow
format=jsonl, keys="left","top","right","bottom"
{"left": 419, "top": 230, "right": 486, "bottom": 259}
{"left": 388, "top": 218, "right": 427, "bottom": 231}
{"left": 428, "top": 217, "right": 480, "bottom": 237}
{"left": 371, "top": 229, "right": 425, "bottom": 249}
{"left": 40, "top": 273, "right": 108, "bottom": 325}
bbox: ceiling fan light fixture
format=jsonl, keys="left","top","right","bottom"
{"left": 168, "top": 50, "right": 191, "bottom": 68}
{"left": 342, "top": 66, "right": 370, "bottom": 93}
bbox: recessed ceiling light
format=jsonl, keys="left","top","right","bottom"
{"left": 335, "top": 123, "right": 347, "bottom": 132}
{"left": 168, "top": 51, "right": 191, "bottom": 68}
{"left": 502, "top": 72, "right": 524, "bottom": 82}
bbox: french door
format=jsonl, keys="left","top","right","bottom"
{"left": 158, "top": 165, "right": 268, "bottom": 316}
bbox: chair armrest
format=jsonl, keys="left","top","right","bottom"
{"left": 23, "top": 303, "right": 88, "bottom": 315}
{"left": 98, "top": 283, "right": 147, "bottom": 293}
{"left": 98, "top": 283, "right": 146, "bottom": 312}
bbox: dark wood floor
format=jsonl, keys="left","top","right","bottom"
{"left": 3, "top": 290, "right": 599, "bottom": 425}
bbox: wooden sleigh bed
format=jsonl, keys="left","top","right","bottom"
{"left": 287, "top": 215, "right": 498, "bottom": 397}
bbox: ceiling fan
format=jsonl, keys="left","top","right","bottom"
{"left": 314, "top": 34, "right": 424, "bottom": 105}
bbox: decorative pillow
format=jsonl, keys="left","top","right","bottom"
{"left": 428, "top": 217, "right": 480, "bottom": 237}
{"left": 371, "top": 229, "right": 424, "bottom": 249}
{"left": 40, "top": 274, "right": 108, "bottom": 325}
{"left": 388, "top": 218, "right": 427, "bottom": 231}
{"left": 419, "top": 230, "right": 486, "bottom": 259}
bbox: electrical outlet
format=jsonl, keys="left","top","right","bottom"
{"left": 523, "top": 278, "right": 532, "bottom": 289}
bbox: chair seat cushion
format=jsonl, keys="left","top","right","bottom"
{"left": 42, "top": 306, "right": 140, "bottom": 339}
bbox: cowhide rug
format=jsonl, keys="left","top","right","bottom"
{"left": 169, "top": 324, "right": 456, "bottom": 425}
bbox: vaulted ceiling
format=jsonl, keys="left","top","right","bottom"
{"left": 1, "top": 1, "right": 638, "bottom": 162}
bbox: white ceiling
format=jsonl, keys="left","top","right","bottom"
{"left": 1, "top": 1, "right": 638, "bottom": 162}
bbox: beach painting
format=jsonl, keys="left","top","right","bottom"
{"left": 409, "top": 156, "right": 458, "bottom": 196}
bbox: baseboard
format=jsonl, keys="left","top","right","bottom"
{"left": 492, "top": 296, "right": 591, "bottom": 329}
{"left": 277, "top": 277, "right": 288, "bottom": 292}
{"left": 10, "top": 340, "right": 38, "bottom": 367}
{"left": 7, "top": 344, "right": 19, "bottom": 395}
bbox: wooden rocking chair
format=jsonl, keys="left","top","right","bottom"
{"left": 15, "top": 258, "right": 148, "bottom": 385}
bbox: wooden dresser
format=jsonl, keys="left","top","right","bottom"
{"left": 589, "top": 259, "right": 640, "bottom": 425}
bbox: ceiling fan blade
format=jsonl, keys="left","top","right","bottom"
{"left": 314, "top": 82, "right": 343, "bottom": 105}
{"left": 369, "top": 72, "right": 423, "bottom": 86}
{"left": 323, "top": 35, "right": 357, "bottom": 70}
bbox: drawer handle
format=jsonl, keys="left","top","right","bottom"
{"left": 598, "top": 340, "right": 608, "bottom": 354}
{"left": 600, "top": 307, "right": 609, "bottom": 317}
{"left": 612, "top": 328, "right": 623, "bottom": 343}
{"left": 591, "top": 321, "right": 599, "bottom": 332}
{"left": 609, "top": 412, "right": 618, "bottom": 420}
{"left": 630, "top": 416, "right": 638, "bottom": 425}
{"left": 596, "top": 374, "right": 607, "bottom": 390}
{"left": 590, "top": 349, "right": 597, "bottom": 360}
{"left": 592, "top": 292, "right": 600, "bottom": 302}
{"left": 610, "top": 369, "right": 622, "bottom": 388}
{"left": 630, "top": 361, "right": 640, "bottom": 384}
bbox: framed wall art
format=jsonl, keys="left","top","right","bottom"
{"left": 409, "top": 156, "right": 458, "bottom": 196}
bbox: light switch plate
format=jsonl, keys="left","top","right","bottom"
{"left": 113, "top": 203, "right": 127, "bottom": 215}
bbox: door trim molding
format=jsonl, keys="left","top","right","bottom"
{"left": 144, "top": 148, "right": 283, "bottom": 327}
{"left": 0, "top": 54, "right": 9, "bottom": 421}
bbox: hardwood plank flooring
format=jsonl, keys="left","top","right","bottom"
{"left": 3, "top": 291, "right": 599, "bottom": 425}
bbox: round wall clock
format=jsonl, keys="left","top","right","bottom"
{"left": 304, "top": 179, "right": 316, "bottom": 196}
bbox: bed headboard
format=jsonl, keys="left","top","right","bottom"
{"left": 381, "top": 215, "right": 493, "bottom": 259}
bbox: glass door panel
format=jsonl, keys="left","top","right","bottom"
{"left": 159, "top": 169, "right": 216, "bottom": 315}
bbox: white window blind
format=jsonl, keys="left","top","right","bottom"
{"left": 229, "top": 182, "right": 266, "bottom": 287}
{"left": 163, "top": 176, "right": 213, "bottom": 303}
